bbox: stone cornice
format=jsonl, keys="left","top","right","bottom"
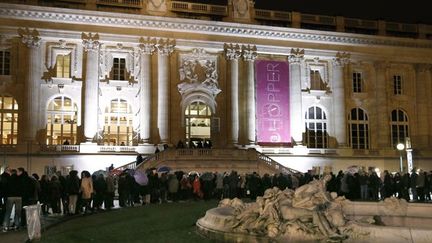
{"left": 1, "top": 3, "right": 432, "bottom": 49}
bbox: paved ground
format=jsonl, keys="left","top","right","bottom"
{"left": 1, "top": 213, "right": 67, "bottom": 243}
{"left": 1, "top": 200, "right": 122, "bottom": 243}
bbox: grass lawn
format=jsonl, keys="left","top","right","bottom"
{"left": 40, "top": 200, "right": 218, "bottom": 243}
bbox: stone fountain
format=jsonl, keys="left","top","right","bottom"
{"left": 197, "top": 175, "right": 432, "bottom": 242}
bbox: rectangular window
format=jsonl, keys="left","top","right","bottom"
{"left": 310, "top": 70, "right": 324, "bottom": 90}
{"left": 0, "top": 50, "right": 11, "bottom": 75}
{"left": 56, "top": 54, "right": 71, "bottom": 78}
{"left": 352, "top": 72, "right": 362, "bottom": 93}
{"left": 393, "top": 75, "right": 402, "bottom": 95}
{"left": 113, "top": 58, "right": 126, "bottom": 80}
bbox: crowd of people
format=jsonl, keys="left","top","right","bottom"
{"left": 1, "top": 165, "right": 432, "bottom": 233}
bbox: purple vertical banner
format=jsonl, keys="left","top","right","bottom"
{"left": 256, "top": 60, "right": 290, "bottom": 144}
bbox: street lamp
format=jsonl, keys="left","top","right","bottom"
{"left": 396, "top": 143, "right": 405, "bottom": 172}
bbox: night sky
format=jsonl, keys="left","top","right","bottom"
{"left": 177, "top": 0, "right": 431, "bottom": 25}
{"left": 254, "top": 0, "right": 432, "bottom": 25}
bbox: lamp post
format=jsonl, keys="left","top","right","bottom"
{"left": 396, "top": 143, "right": 405, "bottom": 172}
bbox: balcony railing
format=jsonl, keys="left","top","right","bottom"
{"left": 170, "top": 1, "right": 228, "bottom": 16}
{"left": 97, "top": 0, "right": 143, "bottom": 8}
{"left": 58, "top": 0, "right": 86, "bottom": 3}
{"left": 254, "top": 9, "right": 291, "bottom": 22}
{"left": 301, "top": 13, "right": 336, "bottom": 26}
{"left": 99, "top": 146, "right": 136, "bottom": 152}
{"left": 40, "top": 145, "right": 80, "bottom": 152}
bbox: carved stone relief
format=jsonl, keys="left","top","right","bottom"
{"left": 177, "top": 48, "right": 221, "bottom": 98}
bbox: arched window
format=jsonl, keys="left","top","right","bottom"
{"left": 305, "top": 106, "right": 328, "bottom": 148}
{"left": 348, "top": 108, "right": 369, "bottom": 149}
{"left": 103, "top": 98, "right": 133, "bottom": 146}
{"left": 391, "top": 109, "right": 409, "bottom": 147}
{"left": 0, "top": 95, "right": 18, "bottom": 144}
{"left": 46, "top": 96, "right": 77, "bottom": 145}
{"left": 185, "top": 101, "right": 212, "bottom": 147}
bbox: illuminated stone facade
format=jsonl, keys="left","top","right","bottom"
{"left": 0, "top": 1, "right": 432, "bottom": 174}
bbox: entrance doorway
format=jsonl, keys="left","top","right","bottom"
{"left": 185, "top": 101, "right": 211, "bottom": 148}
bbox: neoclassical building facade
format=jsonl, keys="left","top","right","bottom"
{"left": 0, "top": 1, "right": 432, "bottom": 174}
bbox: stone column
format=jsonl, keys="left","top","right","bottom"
{"left": 242, "top": 45, "right": 257, "bottom": 145}
{"left": 415, "top": 64, "right": 431, "bottom": 148}
{"left": 82, "top": 33, "right": 101, "bottom": 142}
{"left": 375, "top": 62, "right": 390, "bottom": 149}
{"left": 288, "top": 48, "right": 304, "bottom": 146}
{"left": 332, "top": 52, "right": 350, "bottom": 147}
{"left": 156, "top": 39, "right": 174, "bottom": 144}
{"left": 225, "top": 44, "right": 241, "bottom": 146}
{"left": 19, "top": 28, "right": 41, "bottom": 142}
{"left": 138, "top": 39, "right": 155, "bottom": 144}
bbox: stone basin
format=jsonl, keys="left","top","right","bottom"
{"left": 197, "top": 200, "right": 432, "bottom": 243}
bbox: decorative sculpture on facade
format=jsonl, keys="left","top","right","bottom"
{"left": 82, "top": 32, "right": 100, "bottom": 52}
{"left": 218, "top": 175, "right": 369, "bottom": 241}
{"left": 177, "top": 48, "right": 221, "bottom": 98}
{"left": 18, "top": 27, "right": 41, "bottom": 48}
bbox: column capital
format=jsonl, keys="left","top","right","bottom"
{"left": 288, "top": 48, "right": 304, "bottom": 64}
{"left": 82, "top": 32, "right": 100, "bottom": 52}
{"left": 332, "top": 52, "right": 350, "bottom": 67}
{"left": 156, "top": 39, "right": 175, "bottom": 56}
{"left": 415, "top": 63, "right": 432, "bottom": 73}
{"left": 18, "top": 27, "right": 41, "bottom": 48}
{"left": 242, "top": 44, "right": 257, "bottom": 62}
{"left": 138, "top": 37, "right": 156, "bottom": 55}
{"left": 224, "top": 43, "right": 241, "bottom": 60}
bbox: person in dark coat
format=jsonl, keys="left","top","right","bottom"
{"left": 49, "top": 176, "right": 62, "bottom": 214}
{"left": 0, "top": 167, "right": 11, "bottom": 221}
{"left": 136, "top": 154, "right": 144, "bottom": 166}
{"left": 66, "top": 170, "right": 80, "bottom": 215}
{"left": 39, "top": 175, "right": 50, "bottom": 215}
{"left": 2, "top": 168, "right": 24, "bottom": 231}
{"left": 118, "top": 172, "right": 130, "bottom": 207}
{"left": 93, "top": 174, "right": 107, "bottom": 210}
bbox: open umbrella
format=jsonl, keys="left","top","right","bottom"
{"left": 188, "top": 171, "right": 200, "bottom": 177}
{"left": 346, "top": 165, "right": 359, "bottom": 175}
{"left": 157, "top": 166, "right": 171, "bottom": 173}
{"left": 92, "top": 170, "right": 107, "bottom": 177}
{"left": 134, "top": 170, "right": 149, "bottom": 186}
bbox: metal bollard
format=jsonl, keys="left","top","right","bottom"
{"left": 23, "top": 203, "right": 42, "bottom": 241}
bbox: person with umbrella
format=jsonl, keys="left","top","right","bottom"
{"left": 157, "top": 166, "right": 171, "bottom": 174}
{"left": 133, "top": 170, "right": 149, "bottom": 205}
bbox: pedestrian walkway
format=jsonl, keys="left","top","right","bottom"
{"left": 1, "top": 213, "right": 58, "bottom": 243}
{"left": 1, "top": 200, "right": 123, "bottom": 242}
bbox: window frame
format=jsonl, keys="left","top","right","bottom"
{"left": 304, "top": 106, "right": 328, "bottom": 148}
{"left": 0, "top": 95, "right": 18, "bottom": 145}
{"left": 390, "top": 109, "right": 409, "bottom": 147}
{"left": 393, "top": 75, "right": 403, "bottom": 95}
{"left": 348, "top": 108, "right": 370, "bottom": 149}
{"left": 46, "top": 96, "right": 78, "bottom": 145}
{"left": 0, "top": 49, "right": 11, "bottom": 76}
{"left": 103, "top": 98, "right": 133, "bottom": 146}
{"left": 352, "top": 71, "right": 363, "bottom": 93}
